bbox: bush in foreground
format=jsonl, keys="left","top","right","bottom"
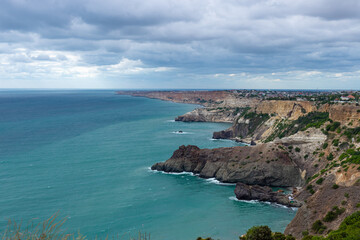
{"left": 239, "top": 226, "right": 295, "bottom": 240}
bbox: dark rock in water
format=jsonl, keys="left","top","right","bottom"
{"left": 213, "top": 129, "right": 233, "bottom": 139}
{"left": 151, "top": 144, "right": 304, "bottom": 187}
{"left": 178, "top": 130, "right": 183, "bottom": 133}
{"left": 234, "top": 182, "right": 302, "bottom": 207}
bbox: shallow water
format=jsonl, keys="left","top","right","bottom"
{"left": 0, "top": 90, "right": 296, "bottom": 240}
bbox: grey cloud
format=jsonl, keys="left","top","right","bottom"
{"left": 1, "top": 0, "right": 360, "bottom": 89}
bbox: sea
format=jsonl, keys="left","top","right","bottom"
{"left": 0, "top": 90, "right": 296, "bottom": 240}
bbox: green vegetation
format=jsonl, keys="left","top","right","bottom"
{"left": 239, "top": 226, "right": 295, "bottom": 240}
{"left": 307, "top": 185, "right": 315, "bottom": 195}
{"left": 265, "top": 112, "right": 330, "bottom": 142}
{"left": 343, "top": 127, "right": 360, "bottom": 140}
{"left": 323, "top": 206, "right": 345, "bottom": 222}
{"left": 240, "top": 211, "right": 360, "bottom": 240}
{"left": 332, "top": 184, "right": 339, "bottom": 189}
{"left": 332, "top": 139, "right": 339, "bottom": 147}
{"left": 239, "top": 107, "right": 251, "bottom": 117}
{"left": 327, "top": 153, "right": 334, "bottom": 161}
{"left": 303, "top": 211, "right": 360, "bottom": 240}
{"left": 241, "top": 112, "right": 270, "bottom": 135}
{"left": 326, "top": 122, "right": 340, "bottom": 132}
{"left": 316, "top": 178, "right": 324, "bottom": 185}
{"left": 339, "top": 149, "right": 360, "bottom": 165}
{"left": 322, "top": 143, "right": 328, "bottom": 149}
{"left": 311, "top": 220, "right": 327, "bottom": 234}
{"left": 240, "top": 226, "right": 273, "bottom": 240}
{"left": 325, "top": 211, "right": 360, "bottom": 240}
{"left": 295, "top": 147, "right": 301, "bottom": 152}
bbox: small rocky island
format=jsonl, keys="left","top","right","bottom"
{"left": 119, "top": 90, "right": 360, "bottom": 239}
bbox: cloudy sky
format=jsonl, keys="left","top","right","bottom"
{"left": 1, "top": 0, "right": 360, "bottom": 89}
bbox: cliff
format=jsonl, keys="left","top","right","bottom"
{"left": 117, "top": 90, "right": 259, "bottom": 108}
{"left": 119, "top": 90, "right": 360, "bottom": 239}
{"left": 151, "top": 144, "right": 304, "bottom": 187}
{"left": 175, "top": 107, "right": 237, "bottom": 123}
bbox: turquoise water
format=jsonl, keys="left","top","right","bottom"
{"left": 0, "top": 91, "right": 296, "bottom": 240}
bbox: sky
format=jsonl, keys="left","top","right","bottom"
{"left": 0, "top": 0, "right": 360, "bottom": 89}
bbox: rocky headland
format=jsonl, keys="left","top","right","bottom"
{"left": 119, "top": 90, "right": 360, "bottom": 239}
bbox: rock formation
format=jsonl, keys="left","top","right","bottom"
{"left": 119, "top": 90, "right": 360, "bottom": 239}
{"left": 234, "top": 182, "right": 302, "bottom": 207}
{"left": 152, "top": 144, "right": 304, "bottom": 187}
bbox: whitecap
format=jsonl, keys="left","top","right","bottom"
{"left": 205, "top": 178, "right": 236, "bottom": 186}
{"left": 229, "top": 196, "right": 259, "bottom": 204}
{"left": 171, "top": 131, "right": 192, "bottom": 134}
{"left": 165, "top": 120, "right": 175, "bottom": 122}
{"left": 209, "top": 138, "right": 233, "bottom": 142}
{"left": 149, "top": 168, "right": 198, "bottom": 176}
{"left": 229, "top": 196, "right": 298, "bottom": 210}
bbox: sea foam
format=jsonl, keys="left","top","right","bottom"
{"left": 229, "top": 196, "right": 298, "bottom": 210}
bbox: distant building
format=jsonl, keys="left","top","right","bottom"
{"left": 340, "top": 96, "right": 350, "bottom": 101}
{"left": 347, "top": 95, "right": 355, "bottom": 100}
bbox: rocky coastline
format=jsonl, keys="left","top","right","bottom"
{"left": 119, "top": 90, "right": 360, "bottom": 239}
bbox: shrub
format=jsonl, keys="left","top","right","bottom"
{"left": 339, "top": 153, "right": 349, "bottom": 161}
{"left": 323, "top": 206, "right": 345, "bottom": 222}
{"left": 327, "top": 153, "right": 334, "bottom": 161}
{"left": 326, "top": 122, "right": 340, "bottom": 132}
{"left": 312, "top": 220, "right": 327, "bottom": 234}
{"left": 307, "top": 185, "right": 315, "bottom": 195}
{"left": 332, "top": 139, "right": 339, "bottom": 147}
{"left": 332, "top": 184, "right": 339, "bottom": 189}
{"left": 326, "top": 211, "right": 360, "bottom": 240}
{"left": 295, "top": 147, "right": 301, "bottom": 152}
{"left": 316, "top": 178, "right": 324, "bottom": 185}
{"left": 244, "top": 226, "right": 273, "bottom": 240}
{"left": 322, "top": 143, "right": 328, "bottom": 149}
{"left": 273, "top": 232, "right": 286, "bottom": 240}
{"left": 285, "top": 235, "right": 295, "bottom": 240}
{"left": 302, "top": 230, "right": 309, "bottom": 236}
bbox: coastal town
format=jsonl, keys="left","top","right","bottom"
{"left": 228, "top": 89, "right": 360, "bottom": 102}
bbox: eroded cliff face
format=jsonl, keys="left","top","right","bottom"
{"left": 328, "top": 104, "right": 360, "bottom": 127}
{"left": 152, "top": 144, "right": 304, "bottom": 187}
{"left": 285, "top": 174, "right": 360, "bottom": 239}
{"left": 175, "top": 107, "right": 237, "bottom": 123}
{"left": 256, "top": 100, "right": 317, "bottom": 120}
{"left": 284, "top": 125, "right": 360, "bottom": 239}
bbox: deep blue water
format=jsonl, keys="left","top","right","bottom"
{"left": 0, "top": 90, "right": 296, "bottom": 240}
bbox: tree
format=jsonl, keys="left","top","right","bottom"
{"left": 244, "top": 226, "right": 273, "bottom": 240}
